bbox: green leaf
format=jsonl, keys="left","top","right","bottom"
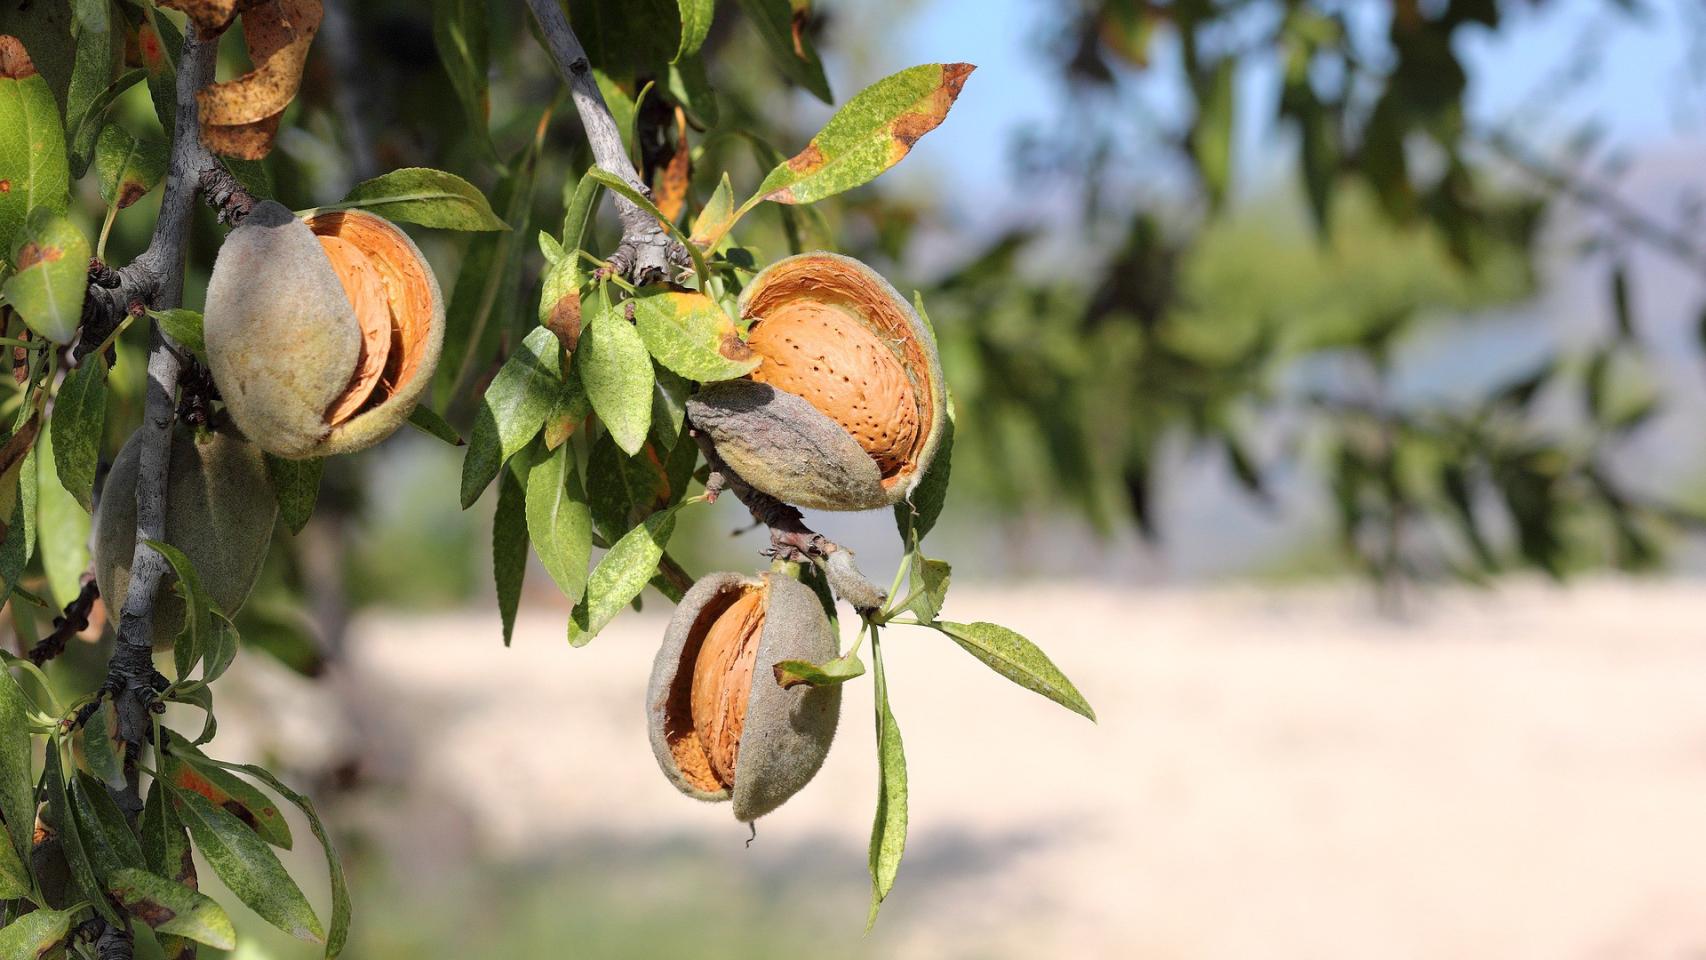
{"left": 306, "top": 167, "right": 508, "bottom": 231}
{"left": 675, "top": 0, "right": 714, "bottom": 61}
{"left": 196, "top": 759, "right": 351, "bottom": 958}
{"left": 493, "top": 463, "right": 527, "bottom": 646}
{"left": 0, "top": 908, "right": 74, "bottom": 959}
{"left": 667, "top": 53, "right": 719, "bottom": 128}
{"left": 894, "top": 376, "right": 953, "bottom": 543}
{"left": 934, "top": 621, "right": 1095, "bottom": 721}
{"left": 751, "top": 62, "right": 974, "bottom": 207}
{"left": 140, "top": 776, "right": 196, "bottom": 889}
{"left": 68, "top": 67, "right": 143, "bottom": 182}
{"left": 108, "top": 867, "right": 237, "bottom": 950}
{"left": 1191, "top": 59, "right": 1234, "bottom": 211}
{"left": 460, "top": 326, "right": 563, "bottom": 508}
{"left": 143, "top": 539, "right": 212, "bottom": 682}
{"left": 576, "top": 298, "right": 655, "bottom": 456}
{"left": 631, "top": 288, "right": 759, "bottom": 383}
{"left": 568, "top": 503, "right": 682, "bottom": 646}
{"left": 524, "top": 439, "right": 592, "bottom": 605}
{"left": 431, "top": 0, "right": 493, "bottom": 157}
{"left": 435, "top": 138, "right": 542, "bottom": 406}
{"left": 138, "top": 10, "right": 180, "bottom": 133}
{"left": 45, "top": 741, "right": 117, "bottom": 923}
{"left": 733, "top": 0, "right": 831, "bottom": 103}
{"left": 147, "top": 308, "right": 204, "bottom": 359}
{"left": 773, "top": 651, "right": 864, "bottom": 689}
{"left": 407, "top": 404, "right": 463, "bottom": 446}
{"left": 560, "top": 168, "right": 605, "bottom": 263}
{"left": 35, "top": 433, "right": 88, "bottom": 607}
{"left": 162, "top": 742, "right": 293, "bottom": 850}
{"left": 3, "top": 208, "right": 88, "bottom": 344}
{"left": 689, "top": 172, "right": 735, "bottom": 249}
{"left": 47, "top": 354, "right": 106, "bottom": 512}
{"left": 265, "top": 455, "right": 322, "bottom": 535}
{"left": 70, "top": 771, "right": 146, "bottom": 881}
{"left": 71, "top": 0, "right": 108, "bottom": 36}
{"left": 866, "top": 635, "right": 906, "bottom": 929}
{"left": 906, "top": 556, "right": 950, "bottom": 623}
{"left": 0, "top": 52, "right": 70, "bottom": 259}
{"left": 0, "top": 671, "right": 32, "bottom": 870}
{"left": 173, "top": 787, "right": 324, "bottom": 945}
{"left": 94, "top": 122, "right": 166, "bottom": 209}
{"left": 1611, "top": 264, "right": 1634, "bottom": 339}
{"left": 80, "top": 701, "right": 122, "bottom": 791}
{"left": 0, "top": 819, "right": 26, "bottom": 900}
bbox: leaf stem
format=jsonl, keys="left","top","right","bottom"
{"left": 95, "top": 202, "right": 118, "bottom": 262}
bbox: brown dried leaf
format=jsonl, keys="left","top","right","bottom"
{"left": 195, "top": 0, "right": 322, "bottom": 160}
{"left": 653, "top": 107, "right": 691, "bottom": 223}
{"left": 160, "top": 0, "right": 246, "bottom": 33}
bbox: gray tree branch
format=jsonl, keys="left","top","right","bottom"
{"left": 524, "top": 0, "right": 686, "bottom": 283}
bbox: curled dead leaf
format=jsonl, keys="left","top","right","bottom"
{"left": 195, "top": 0, "right": 323, "bottom": 160}
{"left": 160, "top": 0, "right": 246, "bottom": 33}
{"left": 654, "top": 107, "right": 691, "bottom": 223}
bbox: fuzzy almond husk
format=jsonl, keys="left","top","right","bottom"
{"left": 647, "top": 571, "right": 841, "bottom": 822}
{"left": 203, "top": 200, "right": 445, "bottom": 458}
{"left": 689, "top": 252, "right": 946, "bottom": 511}
{"left": 93, "top": 425, "right": 276, "bottom": 647}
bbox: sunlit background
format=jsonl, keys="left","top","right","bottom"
{"left": 24, "top": 0, "right": 1706, "bottom": 955}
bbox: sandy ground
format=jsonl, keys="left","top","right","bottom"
{"left": 210, "top": 579, "right": 1706, "bottom": 958}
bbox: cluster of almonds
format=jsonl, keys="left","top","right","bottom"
{"left": 650, "top": 253, "right": 947, "bottom": 821}
{"left": 94, "top": 197, "right": 945, "bottom": 823}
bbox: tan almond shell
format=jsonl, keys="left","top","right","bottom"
{"left": 647, "top": 571, "right": 842, "bottom": 822}
{"left": 203, "top": 200, "right": 445, "bottom": 459}
{"left": 93, "top": 425, "right": 277, "bottom": 647}
{"left": 689, "top": 253, "right": 945, "bottom": 511}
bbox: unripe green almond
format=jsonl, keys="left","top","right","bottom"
{"left": 647, "top": 571, "right": 841, "bottom": 822}
{"left": 692, "top": 252, "right": 946, "bottom": 512}
{"left": 93, "top": 425, "right": 277, "bottom": 647}
{"left": 203, "top": 200, "right": 445, "bottom": 459}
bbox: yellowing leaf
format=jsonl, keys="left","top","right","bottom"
{"left": 753, "top": 62, "right": 974, "bottom": 207}
{"left": 194, "top": 0, "right": 323, "bottom": 160}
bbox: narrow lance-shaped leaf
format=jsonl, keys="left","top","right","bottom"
{"left": 68, "top": 67, "right": 145, "bottom": 181}
{"left": 733, "top": 0, "right": 831, "bottom": 103}
{"left": 493, "top": 463, "right": 528, "bottom": 646}
{"left": 689, "top": 172, "right": 735, "bottom": 250}
{"left": 143, "top": 539, "right": 212, "bottom": 683}
{"left": 172, "top": 787, "right": 325, "bottom": 945}
{"left": 0, "top": 671, "right": 32, "bottom": 867}
{"left": 568, "top": 502, "right": 684, "bottom": 646}
{"left": 407, "top": 404, "right": 463, "bottom": 446}
{"left": 431, "top": 0, "right": 494, "bottom": 157}
{"left": 773, "top": 651, "right": 864, "bottom": 689}
{"left": 0, "top": 818, "right": 27, "bottom": 899}
{"left": 108, "top": 867, "right": 238, "bottom": 950}
{"left": 934, "top": 621, "right": 1096, "bottom": 721}
{"left": 0, "top": 37, "right": 71, "bottom": 258}
{"left": 192, "top": 755, "right": 354, "bottom": 959}
{"left": 576, "top": 297, "right": 656, "bottom": 457}
{"left": 301, "top": 167, "right": 508, "bottom": 232}
{"left": 525, "top": 439, "right": 592, "bottom": 605}
{"left": 460, "top": 325, "right": 564, "bottom": 508}
{"left": 163, "top": 740, "right": 293, "bottom": 849}
{"left": 751, "top": 62, "right": 974, "bottom": 208}
{"left": 35, "top": 433, "right": 89, "bottom": 607}
{"left": 48, "top": 354, "right": 107, "bottom": 512}
{"left": 906, "top": 556, "right": 950, "bottom": 623}
{"left": 3, "top": 208, "right": 89, "bottom": 344}
{"left": 71, "top": 771, "right": 147, "bottom": 884}
{"left": 45, "top": 739, "right": 118, "bottom": 923}
{"left": 1191, "top": 59, "right": 1234, "bottom": 211}
{"left": 866, "top": 633, "right": 907, "bottom": 929}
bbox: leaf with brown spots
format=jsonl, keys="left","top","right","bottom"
{"left": 630, "top": 287, "right": 759, "bottom": 383}
{"left": 194, "top": 0, "right": 323, "bottom": 159}
{"left": 163, "top": 747, "right": 294, "bottom": 849}
{"left": 689, "top": 172, "right": 735, "bottom": 251}
{"left": 749, "top": 62, "right": 974, "bottom": 208}
{"left": 1, "top": 208, "right": 87, "bottom": 344}
{"left": 0, "top": 35, "right": 70, "bottom": 258}
{"left": 0, "top": 907, "right": 73, "bottom": 958}
{"left": 95, "top": 122, "right": 166, "bottom": 209}
{"left": 108, "top": 866, "right": 239, "bottom": 949}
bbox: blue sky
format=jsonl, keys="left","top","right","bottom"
{"left": 857, "top": 0, "right": 1702, "bottom": 216}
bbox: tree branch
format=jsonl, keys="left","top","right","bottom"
{"left": 97, "top": 24, "right": 229, "bottom": 824}
{"left": 688, "top": 423, "right": 888, "bottom": 614}
{"left": 25, "top": 575, "right": 98, "bottom": 667}
{"left": 524, "top": 0, "right": 688, "bottom": 283}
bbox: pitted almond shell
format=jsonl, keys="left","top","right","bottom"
{"left": 93, "top": 424, "right": 277, "bottom": 648}
{"left": 647, "top": 571, "right": 841, "bottom": 822}
{"left": 203, "top": 200, "right": 444, "bottom": 459}
{"left": 690, "top": 252, "right": 946, "bottom": 511}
